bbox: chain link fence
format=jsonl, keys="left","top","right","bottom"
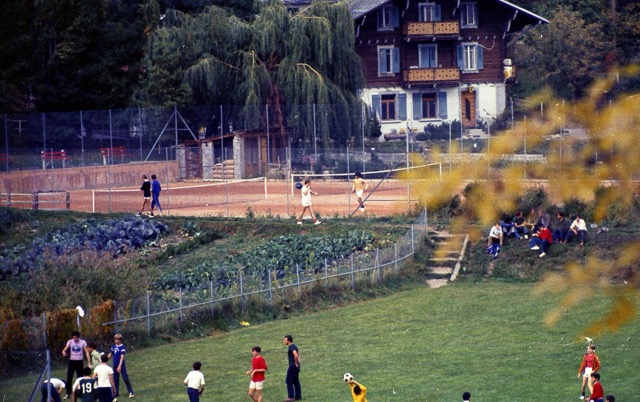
{"left": 103, "top": 211, "right": 428, "bottom": 337}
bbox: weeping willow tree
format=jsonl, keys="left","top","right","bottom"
{"left": 144, "top": 1, "right": 363, "bottom": 148}
{"left": 135, "top": 5, "right": 252, "bottom": 107}
{"left": 408, "top": 65, "right": 640, "bottom": 334}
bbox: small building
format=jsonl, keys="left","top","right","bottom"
{"left": 177, "top": 130, "right": 287, "bottom": 180}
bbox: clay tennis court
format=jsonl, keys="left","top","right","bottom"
{"left": 66, "top": 178, "right": 417, "bottom": 218}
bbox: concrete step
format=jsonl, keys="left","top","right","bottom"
{"left": 426, "top": 278, "right": 449, "bottom": 288}
{"left": 431, "top": 267, "right": 453, "bottom": 275}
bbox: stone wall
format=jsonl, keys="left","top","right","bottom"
{"left": 0, "top": 161, "right": 179, "bottom": 193}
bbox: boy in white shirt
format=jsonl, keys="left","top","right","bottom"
{"left": 184, "top": 361, "right": 206, "bottom": 402}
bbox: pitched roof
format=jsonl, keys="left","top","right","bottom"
{"left": 349, "top": 0, "right": 548, "bottom": 30}
{"left": 350, "top": 0, "right": 390, "bottom": 19}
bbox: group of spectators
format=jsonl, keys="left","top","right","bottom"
{"left": 488, "top": 208, "right": 589, "bottom": 258}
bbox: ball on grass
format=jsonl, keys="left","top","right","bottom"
{"left": 343, "top": 373, "right": 353, "bottom": 383}
{"left": 295, "top": 182, "right": 303, "bottom": 190}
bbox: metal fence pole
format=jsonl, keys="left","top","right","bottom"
{"left": 179, "top": 287, "right": 183, "bottom": 322}
{"left": 411, "top": 225, "right": 415, "bottom": 254}
{"left": 376, "top": 248, "right": 381, "bottom": 284}
{"left": 268, "top": 270, "right": 273, "bottom": 302}
{"left": 42, "top": 313, "right": 47, "bottom": 350}
{"left": 296, "top": 264, "right": 301, "bottom": 290}
{"left": 350, "top": 255, "right": 355, "bottom": 290}
{"left": 324, "top": 258, "right": 328, "bottom": 282}
{"left": 240, "top": 273, "right": 244, "bottom": 311}
{"left": 210, "top": 280, "right": 215, "bottom": 318}
{"left": 146, "top": 291, "right": 151, "bottom": 335}
{"left": 394, "top": 243, "right": 398, "bottom": 273}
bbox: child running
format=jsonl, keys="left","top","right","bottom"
{"left": 184, "top": 361, "right": 205, "bottom": 402}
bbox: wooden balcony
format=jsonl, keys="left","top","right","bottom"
{"left": 403, "top": 68, "right": 460, "bottom": 84}
{"left": 403, "top": 21, "right": 459, "bottom": 37}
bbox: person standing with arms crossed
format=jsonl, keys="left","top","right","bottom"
{"left": 150, "top": 174, "right": 162, "bottom": 217}
{"left": 246, "top": 346, "right": 267, "bottom": 402}
{"left": 283, "top": 335, "right": 301, "bottom": 402}
{"left": 296, "top": 179, "right": 321, "bottom": 225}
{"left": 62, "top": 331, "right": 90, "bottom": 400}
{"left": 108, "top": 333, "right": 134, "bottom": 399}
{"left": 351, "top": 172, "right": 368, "bottom": 213}
{"left": 138, "top": 175, "right": 151, "bottom": 216}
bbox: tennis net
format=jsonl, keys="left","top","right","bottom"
{"left": 91, "top": 177, "right": 267, "bottom": 214}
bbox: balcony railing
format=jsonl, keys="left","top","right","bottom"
{"left": 402, "top": 21, "right": 459, "bottom": 37}
{"left": 403, "top": 68, "right": 460, "bottom": 84}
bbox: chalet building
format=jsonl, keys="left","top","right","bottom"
{"left": 351, "top": 0, "right": 547, "bottom": 134}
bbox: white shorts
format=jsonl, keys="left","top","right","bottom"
{"left": 356, "top": 190, "right": 364, "bottom": 198}
{"left": 582, "top": 367, "right": 593, "bottom": 378}
{"left": 301, "top": 201, "right": 311, "bottom": 207}
{"left": 249, "top": 381, "right": 264, "bottom": 390}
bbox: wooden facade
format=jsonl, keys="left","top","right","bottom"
{"left": 351, "top": 0, "right": 547, "bottom": 131}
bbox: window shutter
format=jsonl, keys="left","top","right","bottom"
{"left": 477, "top": 46, "right": 484, "bottom": 69}
{"left": 392, "top": 48, "right": 400, "bottom": 73}
{"left": 377, "top": 10, "right": 382, "bottom": 28}
{"left": 456, "top": 45, "right": 463, "bottom": 68}
{"left": 391, "top": 7, "right": 399, "bottom": 28}
{"left": 372, "top": 95, "right": 382, "bottom": 119}
{"left": 412, "top": 93, "right": 422, "bottom": 120}
{"left": 434, "top": 5, "right": 441, "bottom": 21}
{"left": 378, "top": 49, "right": 387, "bottom": 74}
{"left": 398, "top": 93, "right": 407, "bottom": 121}
{"left": 438, "top": 92, "right": 448, "bottom": 119}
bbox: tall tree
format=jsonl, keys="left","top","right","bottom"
{"left": 512, "top": 7, "right": 612, "bottom": 100}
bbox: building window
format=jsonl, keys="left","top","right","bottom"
{"left": 457, "top": 43, "right": 483, "bottom": 72}
{"left": 418, "top": 3, "right": 441, "bottom": 22}
{"left": 378, "top": 46, "right": 400, "bottom": 75}
{"left": 422, "top": 93, "right": 437, "bottom": 118}
{"left": 418, "top": 44, "right": 437, "bottom": 68}
{"left": 412, "top": 92, "right": 448, "bottom": 120}
{"left": 460, "top": 2, "right": 478, "bottom": 28}
{"left": 381, "top": 94, "right": 397, "bottom": 120}
{"left": 378, "top": 5, "right": 399, "bottom": 31}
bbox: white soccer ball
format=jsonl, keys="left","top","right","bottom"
{"left": 343, "top": 373, "right": 353, "bottom": 383}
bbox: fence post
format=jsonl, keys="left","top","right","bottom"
{"left": 42, "top": 313, "right": 48, "bottom": 350}
{"left": 32, "top": 192, "right": 38, "bottom": 210}
{"left": 146, "top": 291, "right": 151, "bottom": 336}
{"left": 268, "top": 270, "right": 273, "bottom": 302}
{"left": 240, "top": 273, "right": 244, "bottom": 312}
{"left": 411, "top": 225, "right": 415, "bottom": 254}
{"left": 66, "top": 192, "right": 70, "bottom": 210}
{"left": 179, "top": 287, "right": 183, "bottom": 322}
{"left": 350, "top": 255, "right": 355, "bottom": 291}
{"left": 296, "top": 264, "right": 301, "bottom": 290}
{"left": 324, "top": 258, "right": 328, "bottom": 282}
{"left": 395, "top": 243, "right": 399, "bottom": 274}
{"left": 210, "top": 280, "right": 215, "bottom": 319}
{"left": 376, "top": 248, "right": 381, "bottom": 284}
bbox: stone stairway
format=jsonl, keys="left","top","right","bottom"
{"left": 425, "top": 231, "right": 469, "bottom": 288}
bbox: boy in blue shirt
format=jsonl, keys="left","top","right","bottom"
{"left": 108, "top": 333, "right": 134, "bottom": 399}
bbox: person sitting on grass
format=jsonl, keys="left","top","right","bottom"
{"left": 553, "top": 211, "right": 571, "bottom": 243}
{"left": 500, "top": 212, "right": 515, "bottom": 238}
{"left": 529, "top": 225, "right": 552, "bottom": 258}
{"left": 569, "top": 214, "right": 588, "bottom": 246}
{"left": 513, "top": 211, "right": 529, "bottom": 239}
{"left": 487, "top": 222, "right": 503, "bottom": 259}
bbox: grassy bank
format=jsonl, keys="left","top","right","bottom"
{"left": 5, "top": 282, "right": 637, "bottom": 401}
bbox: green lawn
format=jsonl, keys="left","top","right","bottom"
{"left": 4, "top": 282, "right": 638, "bottom": 401}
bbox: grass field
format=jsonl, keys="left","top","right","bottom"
{"left": 6, "top": 282, "right": 638, "bottom": 401}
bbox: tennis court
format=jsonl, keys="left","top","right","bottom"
{"left": 67, "top": 177, "right": 417, "bottom": 218}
